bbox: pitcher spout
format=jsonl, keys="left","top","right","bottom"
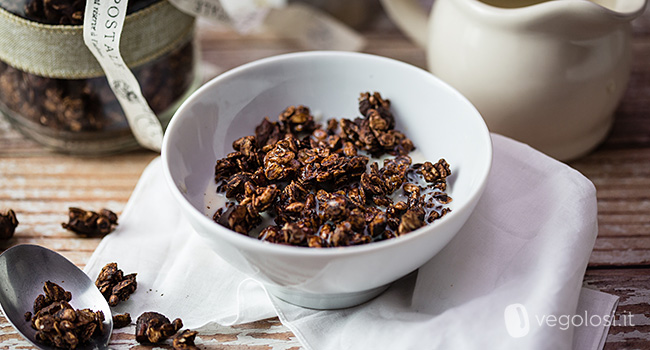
{"left": 591, "top": 0, "right": 647, "bottom": 19}
{"left": 505, "top": 0, "right": 648, "bottom": 37}
{"left": 476, "top": 0, "right": 646, "bottom": 18}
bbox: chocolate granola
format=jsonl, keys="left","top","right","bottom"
{"left": 211, "top": 92, "right": 452, "bottom": 247}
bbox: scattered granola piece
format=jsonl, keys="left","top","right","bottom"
{"left": 95, "top": 262, "right": 137, "bottom": 306}
{"left": 113, "top": 313, "right": 132, "bottom": 329}
{"left": 0, "top": 209, "right": 18, "bottom": 240}
{"left": 173, "top": 329, "right": 199, "bottom": 350}
{"left": 135, "top": 312, "right": 183, "bottom": 344}
{"left": 62, "top": 207, "right": 118, "bottom": 237}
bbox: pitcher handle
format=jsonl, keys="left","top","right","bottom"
{"left": 379, "top": 0, "right": 429, "bottom": 47}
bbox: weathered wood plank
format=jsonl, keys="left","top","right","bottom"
{"left": 0, "top": 314, "right": 301, "bottom": 349}
{"left": 584, "top": 269, "right": 650, "bottom": 349}
{"left": 0, "top": 155, "right": 156, "bottom": 175}
{"left": 598, "top": 223, "right": 650, "bottom": 237}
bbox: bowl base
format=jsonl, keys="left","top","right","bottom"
{"left": 266, "top": 284, "right": 390, "bottom": 310}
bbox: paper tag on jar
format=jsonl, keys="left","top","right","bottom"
{"left": 264, "top": 3, "right": 366, "bottom": 51}
{"left": 167, "top": 0, "right": 231, "bottom": 23}
{"left": 168, "top": 0, "right": 285, "bottom": 33}
{"left": 83, "top": 0, "right": 164, "bottom": 152}
{"left": 167, "top": 0, "right": 364, "bottom": 51}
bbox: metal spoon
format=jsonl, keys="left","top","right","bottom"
{"left": 0, "top": 244, "right": 113, "bottom": 349}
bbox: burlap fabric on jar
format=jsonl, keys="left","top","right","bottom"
{"left": 0, "top": 0, "right": 199, "bottom": 154}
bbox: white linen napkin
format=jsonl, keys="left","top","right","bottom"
{"left": 84, "top": 133, "right": 618, "bottom": 350}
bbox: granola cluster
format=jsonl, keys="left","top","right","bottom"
{"left": 61, "top": 207, "right": 118, "bottom": 237}
{"left": 24, "top": 261, "right": 194, "bottom": 348}
{"left": 135, "top": 312, "right": 183, "bottom": 344}
{"left": 26, "top": 281, "right": 105, "bottom": 349}
{"left": 212, "top": 92, "right": 452, "bottom": 247}
{"left": 95, "top": 262, "right": 137, "bottom": 307}
{"left": 0, "top": 209, "right": 18, "bottom": 240}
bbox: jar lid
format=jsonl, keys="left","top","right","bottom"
{"left": 0, "top": 0, "right": 160, "bottom": 25}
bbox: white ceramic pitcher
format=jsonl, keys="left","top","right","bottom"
{"left": 381, "top": 0, "right": 647, "bottom": 160}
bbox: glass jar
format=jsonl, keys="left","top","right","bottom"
{"left": 0, "top": 0, "right": 200, "bottom": 154}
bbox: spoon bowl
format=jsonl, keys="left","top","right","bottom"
{"left": 0, "top": 244, "right": 112, "bottom": 349}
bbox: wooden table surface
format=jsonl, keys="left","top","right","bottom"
{"left": 2, "top": 3, "right": 650, "bottom": 349}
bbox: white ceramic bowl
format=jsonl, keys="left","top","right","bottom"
{"left": 162, "top": 51, "right": 492, "bottom": 309}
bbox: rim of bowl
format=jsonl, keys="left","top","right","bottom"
{"left": 162, "top": 51, "right": 493, "bottom": 258}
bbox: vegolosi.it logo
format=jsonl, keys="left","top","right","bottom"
{"left": 504, "top": 303, "right": 634, "bottom": 338}
{"left": 504, "top": 303, "right": 530, "bottom": 337}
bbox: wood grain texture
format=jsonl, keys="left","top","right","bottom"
{"left": 1, "top": 3, "right": 650, "bottom": 349}
{"left": 584, "top": 269, "right": 650, "bottom": 349}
